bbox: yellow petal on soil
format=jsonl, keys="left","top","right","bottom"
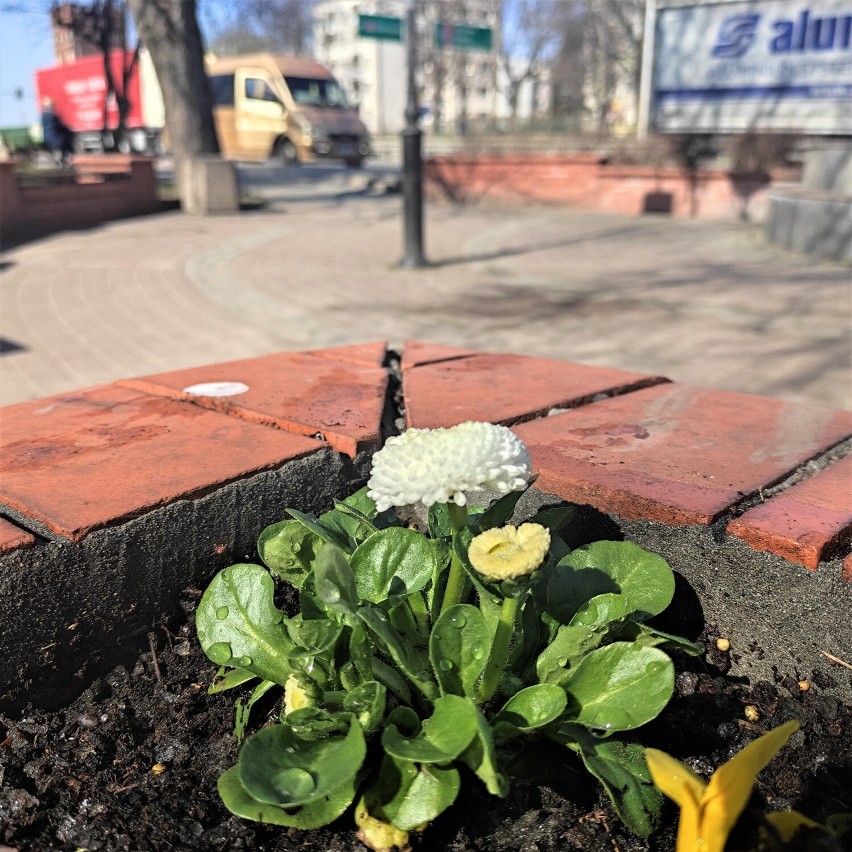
{"left": 765, "top": 810, "right": 823, "bottom": 842}
{"left": 645, "top": 748, "right": 708, "bottom": 851}
{"left": 700, "top": 720, "right": 800, "bottom": 847}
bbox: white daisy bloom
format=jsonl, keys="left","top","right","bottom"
{"left": 367, "top": 421, "right": 532, "bottom": 512}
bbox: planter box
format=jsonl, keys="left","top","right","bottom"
{"left": 0, "top": 156, "right": 162, "bottom": 246}
{"left": 425, "top": 154, "right": 800, "bottom": 222}
{"left": 1, "top": 341, "right": 850, "bottom": 713}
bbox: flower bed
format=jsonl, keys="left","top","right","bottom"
{"left": 1, "top": 341, "right": 850, "bottom": 850}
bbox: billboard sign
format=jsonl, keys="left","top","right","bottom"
{"left": 652, "top": 0, "right": 852, "bottom": 134}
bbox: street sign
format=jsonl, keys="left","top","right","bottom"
{"left": 434, "top": 23, "right": 493, "bottom": 51}
{"left": 358, "top": 14, "right": 403, "bottom": 42}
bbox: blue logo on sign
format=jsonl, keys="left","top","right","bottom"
{"left": 712, "top": 13, "right": 761, "bottom": 58}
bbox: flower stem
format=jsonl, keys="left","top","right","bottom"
{"left": 439, "top": 503, "right": 469, "bottom": 618}
{"left": 477, "top": 595, "right": 519, "bottom": 703}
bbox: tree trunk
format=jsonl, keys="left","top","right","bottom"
{"left": 126, "top": 0, "right": 219, "bottom": 197}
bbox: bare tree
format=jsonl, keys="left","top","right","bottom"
{"left": 499, "top": 0, "right": 559, "bottom": 124}
{"left": 126, "top": 0, "right": 218, "bottom": 193}
{"left": 50, "top": 1, "right": 141, "bottom": 148}
{"left": 206, "top": 0, "right": 315, "bottom": 57}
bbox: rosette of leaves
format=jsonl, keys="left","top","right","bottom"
{"left": 196, "top": 484, "right": 702, "bottom": 847}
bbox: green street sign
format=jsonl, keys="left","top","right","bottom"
{"left": 434, "top": 23, "right": 493, "bottom": 51}
{"left": 358, "top": 14, "right": 403, "bottom": 41}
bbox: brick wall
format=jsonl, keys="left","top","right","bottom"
{"left": 1, "top": 341, "right": 850, "bottom": 711}
{"left": 0, "top": 156, "right": 161, "bottom": 245}
{"left": 425, "top": 155, "right": 799, "bottom": 221}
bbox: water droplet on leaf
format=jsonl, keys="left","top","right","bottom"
{"left": 273, "top": 767, "right": 316, "bottom": 802}
{"left": 215, "top": 606, "right": 229, "bottom": 620}
{"left": 438, "top": 659, "right": 453, "bottom": 671}
{"left": 449, "top": 612, "right": 467, "bottom": 628}
{"left": 206, "top": 642, "right": 233, "bottom": 665}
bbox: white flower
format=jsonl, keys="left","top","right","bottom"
{"left": 367, "top": 421, "right": 532, "bottom": 512}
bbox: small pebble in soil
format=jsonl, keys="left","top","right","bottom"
{"left": 798, "top": 680, "right": 810, "bottom": 692}
{"left": 744, "top": 705, "right": 760, "bottom": 722}
{"left": 150, "top": 762, "right": 168, "bottom": 775}
{"left": 715, "top": 637, "right": 731, "bottom": 652}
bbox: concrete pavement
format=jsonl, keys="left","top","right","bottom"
{"left": 1, "top": 167, "right": 850, "bottom": 410}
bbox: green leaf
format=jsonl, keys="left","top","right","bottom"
{"left": 313, "top": 544, "right": 359, "bottom": 616}
{"left": 257, "top": 520, "right": 319, "bottom": 587}
{"left": 428, "top": 503, "right": 452, "bottom": 538}
{"left": 546, "top": 564, "right": 619, "bottom": 624}
{"left": 238, "top": 716, "right": 366, "bottom": 807}
{"left": 196, "top": 564, "right": 294, "bottom": 686}
{"left": 287, "top": 508, "right": 353, "bottom": 553}
{"left": 218, "top": 764, "right": 357, "bottom": 829}
{"left": 474, "top": 486, "right": 528, "bottom": 531}
{"left": 570, "top": 593, "right": 632, "bottom": 629}
{"left": 343, "top": 681, "right": 387, "bottom": 733}
{"left": 492, "top": 684, "right": 567, "bottom": 738}
{"left": 562, "top": 643, "right": 674, "bottom": 732}
{"left": 571, "top": 733, "right": 662, "bottom": 838}
{"left": 376, "top": 755, "right": 461, "bottom": 831}
{"left": 621, "top": 622, "right": 705, "bottom": 655}
{"left": 558, "top": 541, "right": 675, "bottom": 620}
{"left": 234, "top": 679, "right": 276, "bottom": 742}
{"left": 208, "top": 666, "right": 257, "bottom": 694}
{"left": 358, "top": 604, "right": 435, "bottom": 699}
{"left": 429, "top": 604, "right": 489, "bottom": 698}
{"left": 285, "top": 615, "right": 343, "bottom": 655}
{"left": 284, "top": 707, "right": 351, "bottom": 739}
{"left": 350, "top": 527, "right": 437, "bottom": 603}
{"left": 529, "top": 505, "right": 578, "bottom": 535}
{"left": 536, "top": 624, "right": 605, "bottom": 684}
{"left": 382, "top": 694, "right": 479, "bottom": 764}
{"left": 459, "top": 707, "right": 508, "bottom": 797}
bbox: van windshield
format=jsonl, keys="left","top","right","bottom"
{"left": 285, "top": 76, "right": 349, "bottom": 108}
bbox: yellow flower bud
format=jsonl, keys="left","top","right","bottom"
{"left": 468, "top": 523, "right": 551, "bottom": 581}
{"left": 283, "top": 674, "right": 312, "bottom": 716}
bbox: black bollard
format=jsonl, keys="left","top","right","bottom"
{"left": 400, "top": 3, "right": 427, "bottom": 268}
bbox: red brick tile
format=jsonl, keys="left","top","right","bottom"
{"left": 401, "top": 341, "right": 481, "bottom": 371}
{"left": 404, "top": 353, "right": 667, "bottom": 429}
{"left": 0, "top": 385, "right": 322, "bottom": 542}
{"left": 513, "top": 384, "right": 852, "bottom": 526}
{"left": 306, "top": 341, "right": 387, "bottom": 368}
{"left": 727, "top": 456, "right": 852, "bottom": 569}
{"left": 119, "top": 352, "right": 388, "bottom": 456}
{"left": 0, "top": 517, "right": 35, "bottom": 554}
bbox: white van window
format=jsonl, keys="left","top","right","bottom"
{"left": 285, "top": 76, "right": 349, "bottom": 108}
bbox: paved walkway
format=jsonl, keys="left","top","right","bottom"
{"left": 1, "top": 175, "right": 850, "bottom": 410}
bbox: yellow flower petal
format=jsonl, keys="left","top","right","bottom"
{"left": 645, "top": 748, "right": 707, "bottom": 852}
{"left": 700, "top": 720, "right": 799, "bottom": 844}
{"left": 283, "top": 674, "right": 312, "bottom": 715}
{"left": 765, "top": 810, "right": 823, "bottom": 843}
{"left": 468, "top": 523, "right": 550, "bottom": 580}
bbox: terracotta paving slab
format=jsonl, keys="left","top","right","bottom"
{"left": 0, "top": 385, "right": 322, "bottom": 541}
{"left": 404, "top": 353, "right": 667, "bottom": 429}
{"left": 513, "top": 384, "right": 852, "bottom": 526}
{"left": 727, "top": 455, "right": 852, "bottom": 569}
{"left": 401, "top": 340, "right": 481, "bottom": 371}
{"left": 0, "top": 517, "right": 35, "bottom": 554}
{"left": 119, "top": 352, "right": 389, "bottom": 455}
{"left": 306, "top": 341, "right": 387, "bottom": 368}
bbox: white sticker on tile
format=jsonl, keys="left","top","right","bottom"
{"left": 182, "top": 381, "right": 250, "bottom": 397}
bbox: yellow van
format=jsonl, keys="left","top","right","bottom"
{"left": 206, "top": 53, "right": 371, "bottom": 167}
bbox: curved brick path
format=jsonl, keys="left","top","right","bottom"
{"left": 1, "top": 192, "right": 849, "bottom": 409}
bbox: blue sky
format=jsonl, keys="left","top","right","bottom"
{"left": 0, "top": 7, "right": 56, "bottom": 127}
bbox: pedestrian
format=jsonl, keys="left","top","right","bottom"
{"left": 41, "top": 97, "right": 73, "bottom": 165}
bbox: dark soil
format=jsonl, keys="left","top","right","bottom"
{"left": 2, "top": 589, "right": 850, "bottom": 852}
